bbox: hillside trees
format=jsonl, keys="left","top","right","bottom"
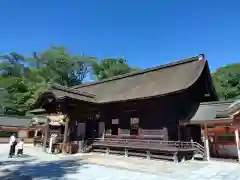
{"left": 0, "top": 46, "right": 138, "bottom": 115}
{"left": 0, "top": 46, "right": 94, "bottom": 115}
{"left": 2, "top": 45, "right": 239, "bottom": 116}
{"left": 212, "top": 63, "right": 240, "bottom": 100}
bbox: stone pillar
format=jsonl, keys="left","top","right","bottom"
{"left": 204, "top": 124, "right": 210, "bottom": 161}
{"left": 234, "top": 129, "right": 240, "bottom": 163}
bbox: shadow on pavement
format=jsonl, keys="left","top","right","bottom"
{"left": 1, "top": 158, "right": 88, "bottom": 180}
{"left": 0, "top": 158, "right": 36, "bottom": 167}
{"left": 0, "top": 154, "right": 36, "bottom": 167}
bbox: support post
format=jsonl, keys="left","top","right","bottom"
{"left": 43, "top": 119, "right": 49, "bottom": 152}
{"left": 77, "top": 122, "right": 85, "bottom": 152}
{"left": 62, "top": 117, "right": 69, "bottom": 153}
{"left": 178, "top": 121, "right": 181, "bottom": 141}
{"left": 234, "top": 129, "right": 240, "bottom": 163}
{"left": 48, "top": 136, "right": 53, "bottom": 154}
{"left": 125, "top": 148, "right": 128, "bottom": 157}
{"left": 173, "top": 152, "right": 178, "bottom": 163}
{"left": 203, "top": 124, "right": 210, "bottom": 161}
{"left": 106, "top": 147, "right": 110, "bottom": 155}
{"left": 34, "top": 130, "right": 38, "bottom": 137}
{"left": 146, "top": 151, "right": 150, "bottom": 159}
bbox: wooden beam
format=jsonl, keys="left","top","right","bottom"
{"left": 62, "top": 116, "right": 69, "bottom": 153}
{"left": 235, "top": 129, "right": 240, "bottom": 163}
{"left": 43, "top": 119, "right": 49, "bottom": 152}
{"left": 203, "top": 124, "right": 210, "bottom": 161}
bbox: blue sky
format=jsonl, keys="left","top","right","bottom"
{"left": 0, "top": 0, "right": 240, "bottom": 71}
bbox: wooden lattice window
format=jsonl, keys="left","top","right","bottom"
{"left": 130, "top": 118, "right": 139, "bottom": 135}
{"left": 111, "top": 119, "right": 119, "bottom": 135}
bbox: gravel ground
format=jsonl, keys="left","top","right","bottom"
{"left": 1, "top": 144, "right": 240, "bottom": 180}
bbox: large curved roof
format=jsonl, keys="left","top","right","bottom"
{"left": 71, "top": 55, "right": 216, "bottom": 103}
{"left": 35, "top": 55, "right": 217, "bottom": 105}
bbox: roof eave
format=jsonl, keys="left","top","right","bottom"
{"left": 189, "top": 118, "right": 233, "bottom": 124}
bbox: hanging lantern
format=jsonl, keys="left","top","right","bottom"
{"left": 96, "top": 112, "right": 100, "bottom": 120}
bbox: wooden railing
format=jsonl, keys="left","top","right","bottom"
{"left": 192, "top": 142, "right": 205, "bottom": 156}
{"left": 95, "top": 137, "right": 205, "bottom": 154}
{"left": 95, "top": 138, "right": 197, "bottom": 149}
{"left": 92, "top": 138, "right": 199, "bottom": 162}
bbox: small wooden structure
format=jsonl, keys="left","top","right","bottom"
{"left": 0, "top": 116, "right": 35, "bottom": 138}
{"left": 186, "top": 100, "right": 240, "bottom": 162}
{"left": 32, "top": 55, "right": 219, "bottom": 161}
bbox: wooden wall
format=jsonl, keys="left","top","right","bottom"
{"left": 99, "top": 92, "right": 190, "bottom": 141}
{"left": 61, "top": 72, "right": 209, "bottom": 142}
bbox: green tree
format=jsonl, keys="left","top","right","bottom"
{"left": 0, "top": 46, "right": 94, "bottom": 115}
{"left": 0, "top": 52, "right": 25, "bottom": 77}
{"left": 28, "top": 46, "right": 94, "bottom": 86}
{"left": 0, "top": 63, "right": 51, "bottom": 115}
{"left": 91, "top": 57, "right": 139, "bottom": 81}
{"left": 212, "top": 63, "right": 240, "bottom": 100}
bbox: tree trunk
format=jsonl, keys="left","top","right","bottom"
{"left": 62, "top": 117, "right": 69, "bottom": 153}
{"left": 43, "top": 119, "right": 49, "bottom": 152}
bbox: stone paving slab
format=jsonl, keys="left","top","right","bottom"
{"left": 1, "top": 144, "right": 240, "bottom": 179}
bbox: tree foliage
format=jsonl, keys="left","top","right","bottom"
{"left": 0, "top": 46, "right": 138, "bottom": 115}
{"left": 2, "top": 45, "right": 238, "bottom": 116}
{"left": 212, "top": 63, "right": 240, "bottom": 100}
{"left": 0, "top": 46, "right": 95, "bottom": 115}
{"left": 91, "top": 57, "right": 139, "bottom": 81}
{"left": 26, "top": 46, "right": 94, "bottom": 86}
{"left": 0, "top": 52, "right": 25, "bottom": 77}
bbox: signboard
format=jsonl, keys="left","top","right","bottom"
{"left": 18, "top": 130, "right": 27, "bottom": 138}
{"left": 130, "top": 118, "right": 139, "bottom": 124}
{"left": 112, "top": 119, "right": 119, "bottom": 124}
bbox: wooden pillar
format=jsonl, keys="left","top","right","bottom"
{"left": 77, "top": 122, "right": 86, "bottom": 152}
{"left": 203, "top": 124, "right": 210, "bottom": 161}
{"left": 48, "top": 136, "right": 53, "bottom": 154}
{"left": 34, "top": 129, "right": 38, "bottom": 137}
{"left": 26, "top": 128, "right": 30, "bottom": 138}
{"left": 178, "top": 121, "right": 181, "bottom": 141}
{"left": 234, "top": 129, "right": 240, "bottom": 163}
{"left": 62, "top": 116, "right": 69, "bottom": 153}
{"left": 43, "top": 119, "right": 49, "bottom": 152}
{"left": 99, "top": 122, "right": 105, "bottom": 140}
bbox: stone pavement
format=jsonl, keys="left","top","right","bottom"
{"left": 0, "top": 144, "right": 240, "bottom": 180}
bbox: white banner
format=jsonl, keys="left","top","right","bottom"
{"left": 112, "top": 119, "right": 119, "bottom": 124}
{"left": 130, "top": 118, "right": 139, "bottom": 124}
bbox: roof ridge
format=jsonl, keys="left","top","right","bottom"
{"left": 71, "top": 55, "right": 201, "bottom": 89}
